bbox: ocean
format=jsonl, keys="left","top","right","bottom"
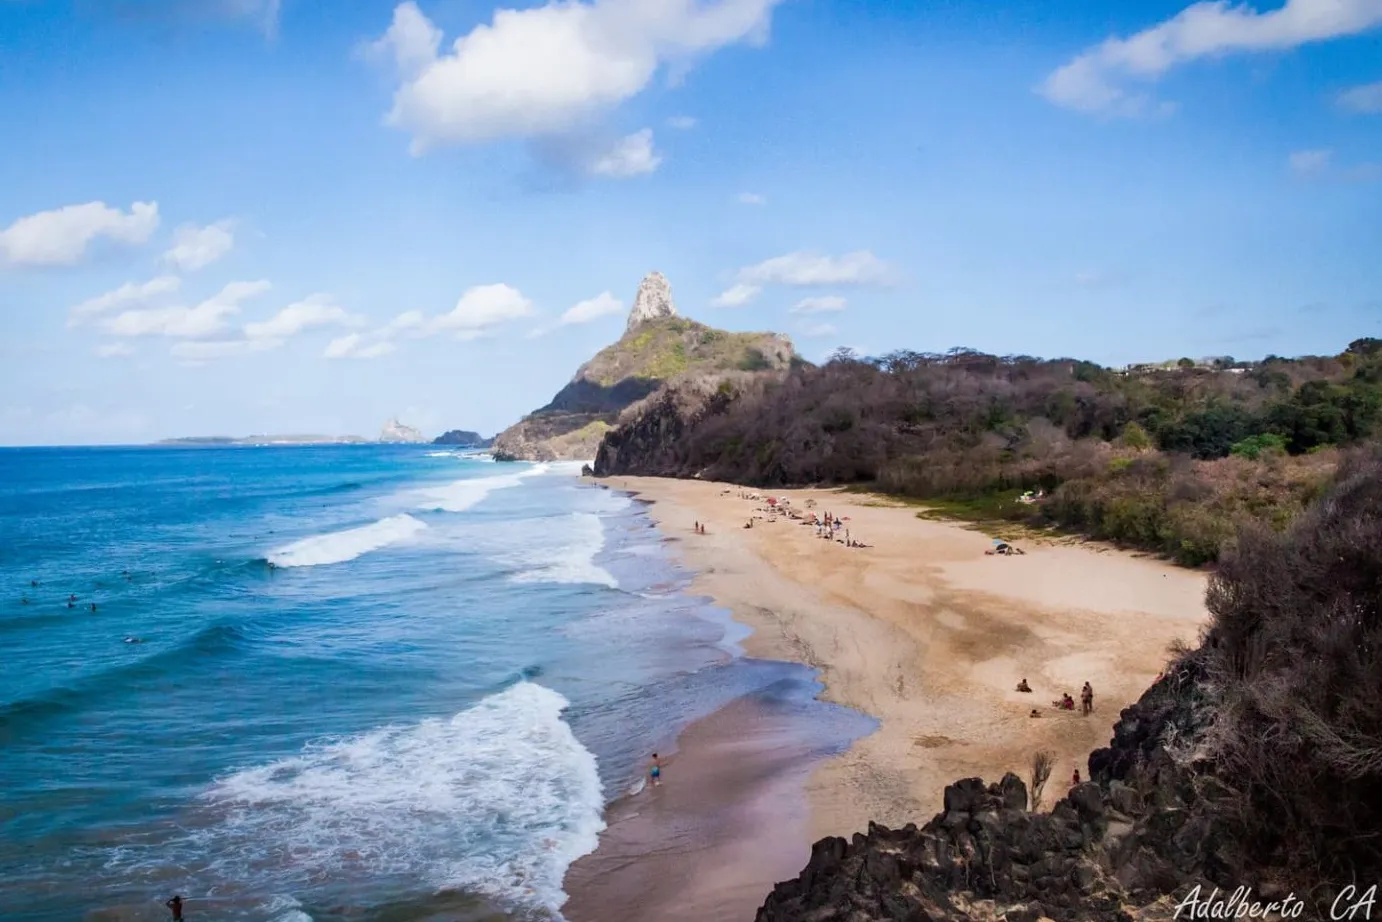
{"left": 0, "top": 446, "right": 870, "bottom": 922}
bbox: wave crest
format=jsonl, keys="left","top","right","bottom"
{"left": 267, "top": 514, "right": 427, "bottom": 568}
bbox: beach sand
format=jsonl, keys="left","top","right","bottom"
{"left": 564, "top": 478, "right": 1210, "bottom": 922}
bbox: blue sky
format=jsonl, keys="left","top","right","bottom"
{"left": 1, "top": 0, "right": 1379, "bottom": 445}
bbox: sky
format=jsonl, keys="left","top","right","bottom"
{"left": 1, "top": 0, "right": 1380, "bottom": 445}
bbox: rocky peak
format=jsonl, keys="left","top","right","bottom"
{"left": 626, "top": 271, "right": 677, "bottom": 333}
{"left": 379, "top": 418, "right": 426, "bottom": 443}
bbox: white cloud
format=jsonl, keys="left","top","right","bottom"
{"left": 666, "top": 114, "right": 698, "bottom": 129}
{"left": 587, "top": 129, "right": 662, "bottom": 177}
{"left": 1289, "top": 148, "right": 1333, "bottom": 174}
{"left": 96, "top": 342, "right": 136, "bottom": 358}
{"left": 324, "top": 333, "right": 398, "bottom": 359}
{"left": 171, "top": 338, "right": 282, "bottom": 361}
{"left": 1040, "top": 0, "right": 1382, "bottom": 114}
{"left": 370, "top": 0, "right": 781, "bottom": 152}
{"left": 383, "top": 310, "right": 427, "bottom": 334}
{"left": 1338, "top": 79, "right": 1382, "bottom": 113}
{"left": 790, "top": 295, "right": 846, "bottom": 313}
{"left": 0, "top": 201, "right": 159, "bottom": 267}
{"left": 244, "top": 293, "right": 360, "bottom": 340}
{"left": 737, "top": 191, "right": 767, "bottom": 205}
{"left": 711, "top": 283, "right": 762, "bottom": 307}
{"left": 103, "top": 279, "right": 271, "bottom": 339}
{"left": 162, "top": 220, "right": 235, "bottom": 272}
{"left": 425, "top": 283, "right": 534, "bottom": 338}
{"left": 737, "top": 251, "right": 894, "bottom": 287}
{"left": 560, "top": 291, "right": 623, "bottom": 324}
{"left": 797, "top": 320, "right": 838, "bottom": 338}
{"left": 69, "top": 275, "right": 181, "bottom": 325}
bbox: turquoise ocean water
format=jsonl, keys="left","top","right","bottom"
{"left": 0, "top": 446, "right": 870, "bottom": 921}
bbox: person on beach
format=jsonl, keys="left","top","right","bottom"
{"left": 1081, "top": 682, "right": 1094, "bottom": 716}
{"left": 166, "top": 895, "right": 184, "bottom": 920}
{"left": 1016, "top": 678, "right": 1031, "bottom": 693}
{"left": 1071, "top": 768, "right": 1081, "bottom": 786}
{"left": 649, "top": 753, "right": 662, "bottom": 787}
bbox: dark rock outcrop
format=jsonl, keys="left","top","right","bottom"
{"left": 755, "top": 655, "right": 1255, "bottom": 922}
{"left": 433, "top": 429, "right": 492, "bottom": 448}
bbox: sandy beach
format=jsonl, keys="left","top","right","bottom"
{"left": 565, "top": 477, "right": 1210, "bottom": 922}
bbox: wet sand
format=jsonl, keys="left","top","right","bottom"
{"left": 564, "top": 478, "right": 1211, "bottom": 922}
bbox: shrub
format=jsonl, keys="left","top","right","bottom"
{"left": 1229, "top": 432, "right": 1287, "bottom": 460}
{"left": 1201, "top": 446, "right": 1382, "bottom": 878}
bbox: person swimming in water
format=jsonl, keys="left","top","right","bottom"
{"left": 649, "top": 753, "right": 662, "bottom": 787}
{"left": 90, "top": 602, "right": 97, "bottom": 612}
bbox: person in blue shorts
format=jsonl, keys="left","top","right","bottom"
{"left": 649, "top": 753, "right": 662, "bottom": 787}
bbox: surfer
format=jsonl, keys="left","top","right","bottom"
{"left": 124, "top": 636, "right": 143, "bottom": 644}
{"left": 90, "top": 602, "right": 97, "bottom": 612}
{"left": 165, "top": 895, "right": 184, "bottom": 920}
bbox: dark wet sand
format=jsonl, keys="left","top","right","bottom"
{"left": 562, "top": 693, "right": 829, "bottom": 922}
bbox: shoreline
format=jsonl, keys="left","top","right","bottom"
{"left": 564, "top": 477, "right": 1210, "bottom": 921}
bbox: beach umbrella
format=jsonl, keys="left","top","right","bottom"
{"left": 766, "top": 497, "right": 777, "bottom": 506}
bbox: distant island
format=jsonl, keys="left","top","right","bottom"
{"left": 156, "top": 434, "right": 370, "bottom": 446}
{"left": 433, "top": 429, "right": 493, "bottom": 448}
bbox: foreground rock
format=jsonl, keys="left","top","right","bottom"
{"left": 756, "top": 656, "right": 1260, "bottom": 922}
{"left": 493, "top": 272, "right": 793, "bottom": 461}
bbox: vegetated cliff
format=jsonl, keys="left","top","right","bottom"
{"left": 492, "top": 271, "right": 795, "bottom": 461}
{"left": 756, "top": 448, "right": 1382, "bottom": 921}
{"left": 595, "top": 339, "right": 1382, "bottom": 564}
{"left": 433, "top": 429, "right": 493, "bottom": 448}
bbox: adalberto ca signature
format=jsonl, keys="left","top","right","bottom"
{"left": 1174, "top": 884, "right": 1380, "bottom": 920}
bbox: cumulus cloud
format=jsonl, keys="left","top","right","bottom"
{"left": 1338, "top": 80, "right": 1382, "bottom": 113}
{"left": 369, "top": 0, "right": 781, "bottom": 153}
{"left": 244, "top": 294, "right": 361, "bottom": 341}
{"left": 737, "top": 191, "right": 767, "bottom": 205}
{"left": 560, "top": 291, "right": 623, "bottom": 324}
{"left": 790, "top": 295, "right": 846, "bottom": 313}
{"left": 1039, "top": 0, "right": 1382, "bottom": 114}
{"left": 587, "top": 129, "right": 662, "bottom": 177}
{"left": 324, "top": 333, "right": 398, "bottom": 359}
{"left": 710, "top": 283, "right": 761, "bottom": 307}
{"left": 737, "top": 251, "right": 894, "bottom": 287}
{"left": 102, "top": 279, "right": 270, "bottom": 339}
{"left": 0, "top": 201, "right": 159, "bottom": 267}
{"left": 69, "top": 275, "right": 181, "bottom": 325}
{"left": 666, "top": 114, "right": 698, "bottom": 129}
{"left": 1289, "top": 148, "right": 1333, "bottom": 174}
{"left": 162, "top": 220, "right": 235, "bottom": 272}
{"left": 420, "top": 283, "right": 534, "bottom": 338}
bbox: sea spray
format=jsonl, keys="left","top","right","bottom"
{"left": 200, "top": 682, "right": 605, "bottom": 916}
{"left": 267, "top": 514, "right": 427, "bottom": 568}
{"left": 412, "top": 463, "right": 550, "bottom": 513}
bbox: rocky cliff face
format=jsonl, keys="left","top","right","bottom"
{"left": 378, "top": 418, "right": 426, "bottom": 443}
{"left": 626, "top": 270, "right": 677, "bottom": 332}
{"left": 492, "top": 272, "right": 793, "bottom": 461}
{"left": 755, "top": 654, "right": 1269, "bottom": 922}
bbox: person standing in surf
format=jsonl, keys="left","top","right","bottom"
{"left": 165, "top": 895, "right": 184, "bottom": 920}
{"left": 649, "top": 753, "right": 662, "bottom": 787}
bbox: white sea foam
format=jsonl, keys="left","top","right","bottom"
{"left": 423, "top": 450, "right": 456, "bottom": 458}
{"left": 267, "top": 514, "right": 427, "bottom": 568}
{"left": 413, "top": 464, "right": 549, "bottom": 513}
{"left": 511, "top": 512, "right": 618, "bottom": 588}
{"left": 201, "top": 683, "right": 605, "bottom": 917}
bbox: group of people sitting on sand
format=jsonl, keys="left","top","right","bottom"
{"left": 1016, "top": 678, "right": 1095, "bottom": 717}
